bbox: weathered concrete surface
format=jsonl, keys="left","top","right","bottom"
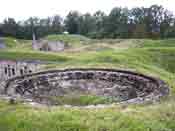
{"left": 33, "top": 39, "right": 65, "bottom": 52}
{"left": 0, "top": 38, "right": 6, "bottom": 49}
{"left": 1, "top": 69, "right": 170, "bottom": 105}
{"left": 0, "top": 60, "right": 41, "bottom": 82}
{"left": 32, "top": 33, "right": 65, "bottom": 52}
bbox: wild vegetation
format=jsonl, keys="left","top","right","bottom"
{"left": 48, "top": 95, "right": 115, "bottom": 106}
{"left": 0, "top": 34, "right": 175, "bottom": 130}
{"left": 1, "top": 5, "right": 175, "bottom": 39}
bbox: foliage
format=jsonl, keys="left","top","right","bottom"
{"left": 64, "top": 11, "right": 81, "bottom": 34}
{"left": 1, "top": 5, "right": 175, "bottom": 39}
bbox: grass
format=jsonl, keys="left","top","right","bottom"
{"left": 1, "top": 37, "right": 175, "bottom": 89}
{"left": 46, "top": 34, "right": 91, "bottom": 48}
{"left": 0, "top": 98, "right": 175, "bottom": 131}
{"left": 46, "top": 34, "right": 90, "bottom": 43}
{"left": 142, "top": 39, "right": 175, "bottom": 47}
{"left": 48, "top": 95, "right": 116, "bottom": 106}
{"left": 0, "top": 50, "right": 69, "bottom": 62}
{"left": 3, "top": 37, "right": 20, "bottom": 48}
{"left": 0, "top": 36, "right": 175, "bottom": 130}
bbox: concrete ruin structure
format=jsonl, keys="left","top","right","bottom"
{"left": 0, "top": 60, "right": 40, "bottom": 82}
{"left": 0, "top": 38, "right": 6, "bottom": 49}
{"left": 2, "top": 69, "right": 170, "bottom": 105}
{"left": 32, "top": 33, "right": 65, "bottom": 52}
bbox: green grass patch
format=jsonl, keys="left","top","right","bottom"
{"left": 0, "top": 50, "right": 69, "bottom": 62}
{"left": 46, "top": 34, "right": 90, "bottom": 45}
{"left": 1, "top": 37, "right": 175, "bottom": 131}
{"left": 48, "top": 95, "right": 116, "bottom": 106}
{"left": 142, "top": 39, "right": 175, "bottom": 47}
{"left": 3, "top": 37, "right": 19, "bottom": 48}
{"left": 0, "top": 99, "right": 175, "bottom": 131}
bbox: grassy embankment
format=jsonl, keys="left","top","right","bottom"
{"left": 0, "top": 35, "right": 175, "bottom": 131}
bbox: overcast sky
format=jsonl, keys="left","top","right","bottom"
{"left": 0, "top": 0, "right": 174, "bottom": 22}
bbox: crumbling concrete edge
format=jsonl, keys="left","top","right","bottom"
{"left": 1, "top": 68, "right": 170, "bottom": 105}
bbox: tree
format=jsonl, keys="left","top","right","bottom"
{"left": 133, "top": 24, "right": 148, "bottom": 38}
{"left": 1, "top": 18, "right": 19, "bottom": 37}
{"left": 64, "top": 11, "right": 81, "bottom": 34}
{"left": 160, "top": 10, "right": 174, "bottom": 38}
{"left": 0, "top": 4, "right": 175, "bottom": 39}
{"left": 94, "top": 11, "right": 105, "bottom": 31}
{"left": 92, "top": 11, "right": 106, "bottom": 38}
{"left": 104, "top": 7, "right": 129, "bottom": 38}
{"left": 51, "top": 15, "right": 63, "bottom": 34}
{"left": 131, "top": 7, "right": 146, "bottom": 24}
{"left": 79, "top": 13, "right": 96, "bottom": 36}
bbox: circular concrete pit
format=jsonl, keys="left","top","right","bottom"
{"left": 3, "top": 69, "right": 170, "bottom": 105}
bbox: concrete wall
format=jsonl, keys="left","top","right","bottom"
{"left": 0, "top": 38, "right": 6, "bottom": 49}
{"left": 3, "top": 69, "right": 170, "bottom": 105}
{"left": 0, "top": 60, "right": 40, "bottom": 82}
{"left": 33, "top": 40, "right": 65, "bottom": 52}
{"left": 48, "top": 41, "right": 65, "bottom": 52}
